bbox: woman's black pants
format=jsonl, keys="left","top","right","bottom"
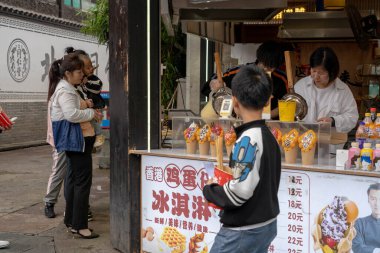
{"left": 64, "top": 136, "right": 95, "bottom": 230}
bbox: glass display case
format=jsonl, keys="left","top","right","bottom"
{"left": 171, "top": 116, "right": 241, "bottom": 157}
{"left": 267, "top": 120, "right": 331, "bottom": 166}
{"left": 171, "top": 116, "right": 332, "bottom": 166}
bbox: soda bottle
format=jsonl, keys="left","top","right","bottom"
{"left": 375, "top": 113, "right": 380, "bottom": 144}
{"left": 373, "top": 143, "right": 380, "bottom": 171}
{"left": 360, "top": 142, "right": 373, "bottom": 171}
{"left": 370, "top": 107, "right": 377, "bottom": 122}
{"left": 355, "top": 121, "right": 367, "bottom": 149}
{"left": 363, "top": 113, "right": 375, "bottom": 145}
{"left": 345, "top": 142, "right": 361, "bottom": 170}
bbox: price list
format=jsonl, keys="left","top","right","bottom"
{"left": 269, "top": 171, "right": 310, "bottom": 253}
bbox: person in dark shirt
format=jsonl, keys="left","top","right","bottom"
{"left": 201, "top": 41, "right": 289, "bottom": 119}
{"left": 352, "top": 183, "right": 380, "bottom": 253}
{"left": 203, "top": 65, "right": 282, "bottom": 253}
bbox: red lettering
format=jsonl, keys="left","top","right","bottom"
{"left": 171, "top": 192, "right": 190, "bottom": 218}
{"left": 152, "top": 190, "right": 169, "bottom": 214}
{"left": 191, "top": 196, "right": 212, "bottom": 221}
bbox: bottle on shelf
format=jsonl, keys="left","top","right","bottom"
{"left": 345, "top": 142, "right": 361, "bottom": 170}
{"left": 355, "top": 121, "right": 367, "bottom": 149}
{"left": 360, "top": 142, "right": 373, "bottom": 171}
{"left": 363, "top": 112, "right": 375, "bottom": 145}
{"left": 373, "top": 143, "right": 380, "bottom": 172}
{"left": 375, "top": 113, "right": 380, "bottom": 144}
{"left": 370, "top": 107, "right": 377, "bottom": 122}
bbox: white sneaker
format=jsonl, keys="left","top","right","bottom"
{"left": 0, "top": 241, "right": 9, "bottom": 249}
{"left": 94, "top": 135, "right": 105, "bottom": 148}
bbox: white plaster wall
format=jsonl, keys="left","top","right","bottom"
{"left": 185, "top": 34, "right": 201, "bottom": 114}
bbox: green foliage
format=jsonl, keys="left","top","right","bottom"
{"left": 161, "top": 22, "right": 186, "bottom": 109}
{"left": 80, "top": 0, "right": 109, "bottom": 45}
{"left": 81, "top": 0, "right": 186, "bottom": 109}
{"left": 161, "top": 24, "right": 177, "bottom": 109}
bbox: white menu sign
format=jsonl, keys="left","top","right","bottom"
{"left": 141, "top": 155, "right": 380, "bottom": 253}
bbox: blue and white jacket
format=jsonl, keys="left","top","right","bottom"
{"left": 50, "top": 79, "right": 94, "bottom": 152}
{"left": 203, "top": 120, "right": 282, "bottom": 228}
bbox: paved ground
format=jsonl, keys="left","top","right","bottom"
{"left": 0, "top": 145, "right": 120, "bottom": 253}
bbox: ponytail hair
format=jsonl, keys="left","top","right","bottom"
{"left": 65, "top": 46, "right": 88, "bottom": 57}
{"left": 47, "top": 54, "right": 84, "bottom": 101}
{"left": 48, "top": 58, "right": 63, "bottom": 101}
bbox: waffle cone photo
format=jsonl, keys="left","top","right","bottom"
{"left": 312, "top": 198, "right": 358, "bottom": 253}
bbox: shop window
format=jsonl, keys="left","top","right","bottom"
{"left": 64, "top": 0, "right": 81, "bottom": 9}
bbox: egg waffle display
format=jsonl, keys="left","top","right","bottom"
{"left": 210, "top": 124, "right": 223, "bottom": 157}
{"left": 197, "top": 124, "right": 211, "bottom": 144}
{"left": 269, "top": 126, "right": 282, "bottom": 144}
{"left": 282, "top": 129, "right": 299, "bottom": 164}
{"left": 299, "top": 130, "right": 317, "bottom": 152}
{"left": 299, "top": 130, "right": 317, "bottom": 165}
{"left": 281, "top": 129, "right": 299, "bottom": 151}
{"left": 160, "top": 226, "right": 186, "bottom": 252}
{"left": 184, "top": 122, "right": 199, "bottom": 154}
{"left": 197, "top": 124, "right": 211, "bottom": 155}
{"left": 224, "top": 126, "right": 237, "bottom": 157}
{"left": 184, "top": 122, "right": 199, "bottom": 143}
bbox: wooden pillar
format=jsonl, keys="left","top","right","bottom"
{"left": 109, "top": 0, "right": 160, "bottom": 252}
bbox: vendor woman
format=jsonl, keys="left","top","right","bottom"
{"left": 294, "top": 47, "right": 359, "bottom": 133}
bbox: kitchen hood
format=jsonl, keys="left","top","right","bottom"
{"left": 169, "top": 0, "right": 287, "bottom": 44}
{"left": 172, "top": 0, "right": 287, "bottom": 22}
{"left": 278, "top": 11, "right": 354, "bottom": 39}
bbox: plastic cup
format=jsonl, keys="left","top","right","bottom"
{"left": 278, "top": 100, "right": 296, "bottom": 122}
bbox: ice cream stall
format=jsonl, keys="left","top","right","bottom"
{"left": 131, "top": 115, "right": 380, "bottom": 253}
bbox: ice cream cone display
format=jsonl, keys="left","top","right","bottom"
{"left": 299, "top": 130, "right": 318, "bottom": 165}
{"left": 197, "top": 124, "right": 211, "bottom": 155}
{"left": 210, "top": 124, "right": 223, "bottom": 157}
{"left": 269, "top": 126, "right": 282, "bottom": 144}
{"left": 224, "top": 126, "right": 237, "bottom": 157}
{"left": 312, "top": 196, "right": 358, "bottom": 253}
{"left": 183, "top": 122, "right": 199, "bottom": 154}
{"left": 281, "top": 129, "right": 299, "bottom": 164}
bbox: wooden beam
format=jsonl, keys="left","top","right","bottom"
{"left": 109, "top": 0, "right": 160, "bottom": 252}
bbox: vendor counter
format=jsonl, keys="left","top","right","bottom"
{"left": 131, "top": 149, "right": 380, "bottom": 253}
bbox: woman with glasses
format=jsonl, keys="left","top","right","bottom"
{"left": 294, "top": 47, "right": 358, "bottom": 133}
